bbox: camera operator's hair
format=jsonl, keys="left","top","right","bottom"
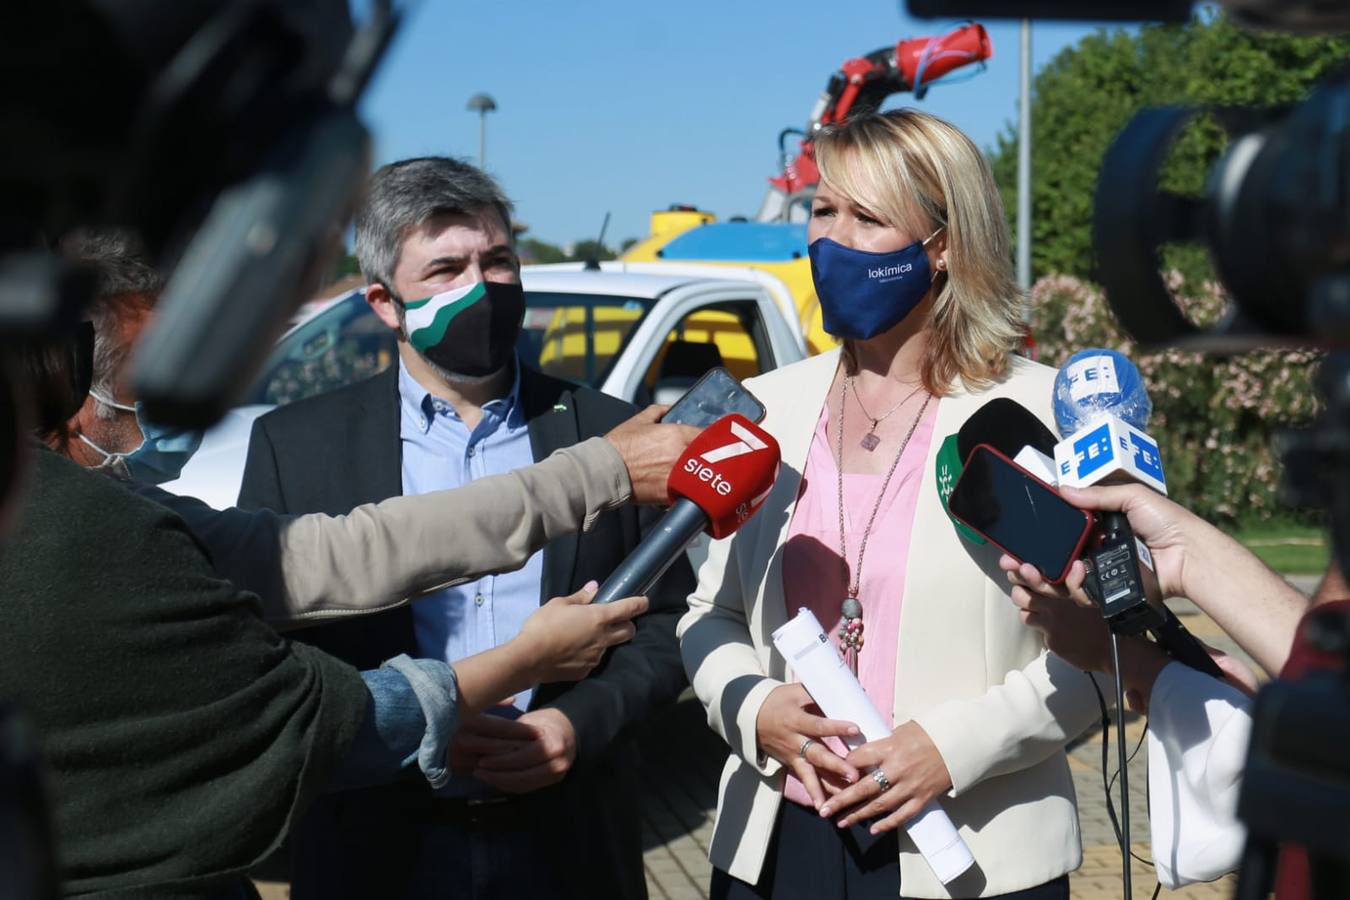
{"left": 814, "top": 109, "right": 1024, "bottom": 396}
{"left": 8, "top": 336, "right": 89, "bottom": 450}
{"left": 60, "top": 229, "right": 160, "bottom": 420}
{"left": 354, "top": 157, "right": 515, "bottom": 291}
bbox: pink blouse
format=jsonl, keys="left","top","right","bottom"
{"left": 781, "top": 399, "right": 937, "bottom": 809}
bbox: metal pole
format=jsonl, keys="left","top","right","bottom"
{"left": 467, "top": 94, "right": 496, "bottom": 169}
{"left": 1017, "top": 18, "right": 1033, "bottom": 307}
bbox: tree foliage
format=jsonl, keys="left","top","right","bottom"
{"left": 1030, "top": 273, "right": 1320, "bottom": 526}
{"left": 989, "top": 14, "right": 1350, "bottom": 284}
{"left": 989, "top": 16, "right": 1347, "bottom": 524}
{"left": 569, "top": 239, "right": 616, "bottom": 263}
{"left": 519, "top": 237, "right": 623, "bottom": 264}
{"left": 519, "top": 238, "right": 568, "bottom": 265}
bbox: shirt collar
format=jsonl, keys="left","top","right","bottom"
{"left": 397, "top": 356, "right": 525, "bottom": 435}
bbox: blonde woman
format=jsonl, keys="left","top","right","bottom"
{"left": 678, "top": 109, "right": 1104, "bottom": 900}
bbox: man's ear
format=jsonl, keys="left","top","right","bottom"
{"left": 366, "top": 282, "right": 404, "bottom": 335}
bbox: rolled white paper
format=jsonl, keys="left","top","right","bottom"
{"left": 771, "top": 608, "right": 975, "bottom": 884}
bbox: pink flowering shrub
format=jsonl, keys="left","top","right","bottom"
{"left": 1028, "top": 274, "right": 1321, "bottom": 525}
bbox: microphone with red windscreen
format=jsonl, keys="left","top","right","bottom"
{"left": 590, "top": 414, "right": 781, "bottom": 605}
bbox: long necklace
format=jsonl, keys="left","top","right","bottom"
{"left": 836, "top": 373, "right": 931, "bottom": 674}
{"left": 852, "top": 379, "right": 924, "bottom": 452}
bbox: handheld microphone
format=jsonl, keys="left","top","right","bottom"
{"left": 1052, "top": 348, "right": 1152, "bottom": 436}
{"left": 1051, "top": 351, "right": 1222, "bottom": 677}
{"left": 956, "top": 397, "right": 1057, "bottom": 462}
{"left": 956, "top": 396, "right": 1059, "bottom": 484}
{"left": 935, "top": 433, "right": 985, "bottom": 544}
{"left": 591, "top": 414, "right": 781, "bottom": 605}
{"left": 942, "top": 398, "right": 1063, "bottom": 545}
{"left": 945, "top": 399, "right": 1096, "bottom": 575}
{"left": 1051, "top": 351, "right": 1166, "bottom": 495}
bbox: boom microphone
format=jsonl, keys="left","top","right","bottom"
{"left": 591, "top": 415, "right": 781, "bottom": 605}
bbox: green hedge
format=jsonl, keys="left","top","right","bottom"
{"left": 1028, "top": 273, "right": 1321, "bottom": 525}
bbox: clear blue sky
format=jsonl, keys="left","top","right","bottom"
{"left": 357, "top": 2, "right": 1111, "bottom": 247}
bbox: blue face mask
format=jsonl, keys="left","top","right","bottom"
{"left": 808, "top": 228, "right": 943, "bottom": 340}
{"left": 79, "top": 390, "right": 204, "bottom": 485}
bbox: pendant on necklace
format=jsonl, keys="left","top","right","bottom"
{"left": 837, "top": 596, "right": 865, "bottom": 653}
{"left": 860, "top": 420, "right": 881, "bottom": 452}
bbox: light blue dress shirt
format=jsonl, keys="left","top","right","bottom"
{"left": 397, "top": 357, "right": 542, "bottom": 711}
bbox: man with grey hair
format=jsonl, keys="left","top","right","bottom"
{"left": 239, "top": 156, "right": 693, "bottom": 900}
{"left": 60, "top": 229, "right": 203, "bottom": 482}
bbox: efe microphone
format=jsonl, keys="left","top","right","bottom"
{"left": 1051, "top": 351, "right": 1222, "bottom": 679}
{"left": 1052, "top": 350, "right": 1166, "bottom": 495}
{"left": 591, "top": 414, "right": 781, "bottom": 605}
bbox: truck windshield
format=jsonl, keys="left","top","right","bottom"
{"left": 246, "top": 289, "right": 654, "bottom": 407}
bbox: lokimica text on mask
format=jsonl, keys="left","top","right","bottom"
{"left": 868, "top": 262, "right": 915, "bottom": 281}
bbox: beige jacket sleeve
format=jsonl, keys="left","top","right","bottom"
{"left": 678, "top": 528, "right": 786, "bottom": 778}
{"left": 913, "top": 648, "right": 1111, "bottom": 796}
{"left": 264, "top": 436, "right": 630, "bottom": 628}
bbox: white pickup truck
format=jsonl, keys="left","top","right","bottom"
{"left": 163, "top": 262, "right": 808, "bottom": 509}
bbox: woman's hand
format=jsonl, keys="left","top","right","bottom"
{"left": 1001, "top": 557, "right": 1113, "bottom": 674}
{"left": 1056, "top": 484, "right": 1195, "bottom": 599}
{"left": 819, "top": 721, "right": 952, "bottom": 834}
{"left": 517, "top": 582, "right": 647, "bottom": 683}
{"left": 755, "top": 683, "right": 861, "bottom": 809}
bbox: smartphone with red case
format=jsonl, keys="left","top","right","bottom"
{"left": 947, "top": 443, "right": 1095, "bottom": 583}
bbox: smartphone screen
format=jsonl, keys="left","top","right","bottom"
{"left": 947, "top": 444, "right": 1095, "bottom": 583}
{"left": 661, "top": 367, "right": 766, "bottom": 427}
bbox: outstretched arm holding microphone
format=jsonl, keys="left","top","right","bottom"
{"left": 1002, "top": 481, "right": 1308, "bottom": 685}
{"left": 998, "top": 481, "right": 1315, "bottom": 890}
{"left": 977, "top": 348, "right": 1322, "bottom": 891}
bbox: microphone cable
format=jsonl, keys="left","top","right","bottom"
{"left": 1087, "top": 665, "right": 1163, "bottom": 900}
{"left": 1110, "top": 633, "right": 1133, "bottom": 900}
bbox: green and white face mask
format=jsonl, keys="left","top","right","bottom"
{"left": 402, "top": 280, "right": 526, "bottom": 378}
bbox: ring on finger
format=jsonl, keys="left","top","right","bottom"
{"left": 798, "top": 738, "right": 816, "bottom": 759}
{"left": 872, "top": 768, "right": 892, "bottom": 792}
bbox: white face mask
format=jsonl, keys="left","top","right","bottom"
{"left": 78, "top": 389, "right": 204, "bottom": 485}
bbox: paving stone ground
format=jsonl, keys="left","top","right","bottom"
{"left": 629, "top": 580, "right": 1314, "bottom": 900}
{"left": 259, "top": 577, "right": 1313, "bottom": 900}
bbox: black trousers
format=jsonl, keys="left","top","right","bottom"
{"left": 711, "top": 800, "right": 1070, "bottom": 900}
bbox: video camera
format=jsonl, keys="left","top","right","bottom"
{"left": 0, "top": 0, "right": 399, "bottom": 429}
{"left": 0, "top": 2, "right": 402, "bottom": 894}
{"left": 912, "top": 1, "right": 1350, "bottom": 896}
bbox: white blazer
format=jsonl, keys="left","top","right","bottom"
{"left": 678, "top": 348, "right": 1106, "bottom": 898}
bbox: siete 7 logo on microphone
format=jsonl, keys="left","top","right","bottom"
{"left": 669, "top": 414, "right": 781, "bottom": 539}
{"left": 686, "top": 420, "right": 771, "bottom": 491}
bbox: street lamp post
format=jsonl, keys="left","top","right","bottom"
{"left": 466, "top": 93, "right": 497, "bottom": 169}
{"left": 1017, "top": 20, "right": 1033, "bottom": 311}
